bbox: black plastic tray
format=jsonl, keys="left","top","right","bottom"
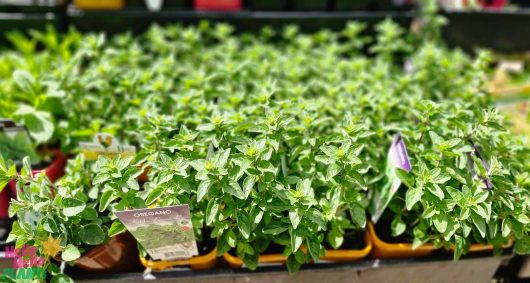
{"left": 65, "top": 250, "right": 513, "bottom": 282}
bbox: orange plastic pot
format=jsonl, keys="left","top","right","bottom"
{"left": 73, "top": 233, "right": 142, "bottom": 272}
{"left": 319, "top": 230, "right": 372, "bottom": 262}
{"left": 368, "top": 221, "right": 436, "bottom": 259}
{"left": 74, "top": 0, "right": 124, "bottom": 10}
{"left": 140, "top": 247, "right": 218, "bottom": 271}
{"left": 223, "top": 250, "right": 287, "bottom": 268}
{"left": 449, "top": 239, "right": 513, "bottom": 254}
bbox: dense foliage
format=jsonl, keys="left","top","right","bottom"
{"left": 1, "top": 7, "right": 529, "bottom": 281}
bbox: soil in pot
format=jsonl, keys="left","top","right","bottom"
{"left": 322, "top": 230, "right": 366, "bottom": 250}
{"left": 374, "top": 210, "right": 414, "bottom": 244}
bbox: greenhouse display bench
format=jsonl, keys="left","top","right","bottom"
{"left": 66, "top": 7, "right": 414, "bottom": 34}
{"left": 43, "top": 252, "right": 512, "bottom": 283}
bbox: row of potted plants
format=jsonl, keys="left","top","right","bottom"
{"left": 1, "top": 6, "right": 530, "bottom": 281}
{"left": 3, "top": 92, "right": 529, "bottom": 281}
{"left": 74, "top": 0, "right": 414, "bottom": 11}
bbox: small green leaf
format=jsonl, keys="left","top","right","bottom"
{"left": 290, "top": 228, "right": 303, "bottom": 252}
{"left": 237, "top": 211, "right": 251, "bottom": 239}
{"left": 263, "top": 225, "right": 287, "bottom": 236}
{"left": 197, "top": 180, "right": 212, "bottom": 201}
{"left": 79, "top": 224, "right": 106, "bottom": 245}
{"left": 349, "top": 203, "right": 366, "bottom": 228}
{"left": 206, "top": 200, "right": 219, "bottom": 226}
{"left": 242, "top": 175, "right": 255, "bottom": 199}
{"left": 62, "top": 198, "right": 86, "bottom": 217}
{"left": 395, "top": 168, "right": 414, "bottom": 188}
{"left": 99, "top": 190, "right": 116, "bottom": 212}
{"left": 51, "top": 274, "right": 74, "bottom": 283}
{"left": 225, "top": 180, "right": 244, "bottom": 199}
{"left": 427, "top": 184, "right": 444, "bottom": 199}
{"left": 289, "top": 209, "right": 301, "bottom": 229}
{"left": 471, "top": 212, "right": 486, "bottom": 238}
{"left": 108, "top": 220, "right": 127, "bottom": 237}
{"left": 61, "top": 244, "right": 81, "bottom": 262}
{"left": 422, "top": 206, "right": 437, "bottom": 218}
{"left": 391, "top": 215, "right": 406, "bottom": 237}
{"left": 328, "top": 229, "right": 343, "bottom": 249}
{"left": 405, "top": 186, "right": 423, "bottom": 210}
{"left": 146, "top": 187, "right": 164, "bottom": 205}
{"left": 433, "top": 213, "right": 448, "bottom": 233}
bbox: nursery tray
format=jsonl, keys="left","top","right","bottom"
{"left": 442, "top": 8, "right": 530, "bottom": 54}
{"left": 68, "top": 251, "right": 513, "bottom": 283}
{"left": 66, "top": 7, "right": 414, "bottom": 34}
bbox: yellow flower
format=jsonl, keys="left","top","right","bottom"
{"left": 41, "top": 235, "right": 63, "bottom": 258}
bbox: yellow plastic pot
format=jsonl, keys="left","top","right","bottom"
{"left": 368, "top": 221, "right": 436, "bottom": 259}
{"left": 140, "top": 247, "right": 218, "bottom": 271}
{"left": 223, "top": 250, "right": 287, "bottom": 268}
{"left": 74, "top": 0, "right": 124, "bottom": 10}
{"left": 320, "top": 230, "right": 372, "bottom": 262}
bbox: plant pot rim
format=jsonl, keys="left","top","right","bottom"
{"left": 223, "top": 246, "right": 292, "bottom": 268}
{"left": 54, "top": 233, "right": 117, "bottom": 263}
{"left": 55, "top": 233, "right": 140, "bottom": 273}
{"left": 449, "top": 239, "right": 513, "bottom": 253}
{"left": 140, "top": 246, "right": 217, "bottom": 270}
{"left": 319, "top": 229, "right": 372, "bottom": 261}
{"left": 368, "top": 221, "right": 436, "bottom": 258}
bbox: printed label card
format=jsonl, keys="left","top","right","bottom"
{"left": 115, "top": 205, "right": 199, "bottom": 261}
{"left": 80, "top": 133, "right": 135, "bottom": 161}
{"left": 370, "top": 133, "right": 412, "bottom": 223}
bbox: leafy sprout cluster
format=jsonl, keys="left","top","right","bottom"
{"left": 1, "top": 13, "right": 529, "bottom": 279}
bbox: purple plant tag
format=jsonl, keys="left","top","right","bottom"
{"left": 370, "top": 133, "right": 412, "bottom": 223}
{"left": 390, "top": 134, "right": 412, "bottom": 172}
{"left": 404, "top": 59, "right": 414, "bottom": 74}
{"left": 470, "top": 143, "right": 493, "bottom": 190}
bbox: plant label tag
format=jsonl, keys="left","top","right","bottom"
{"left": 115, "top": 205, "right": 199, "bottom": 261}
{"left": 79, "top": 133, "right": 136, "bottom": 161}
{"left": 498, "top": 60, "right": 524, "bottom": 73}
{"left": 369, "top": 133, "right": 411, "bottom": 223}
{"left": 0, "top": 119, "right": 27, "bottom": 136}
{"left": 467, "top": 142, "right": 493, "bottom": 190}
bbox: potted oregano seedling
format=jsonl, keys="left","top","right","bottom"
{"left": 369, "top": 100, "right": 530, "bottom": 259}
{"left": 5, "top": 154, "right": 142, "bottom": 282}
{"left": 130, "top": 117, "right": 218, "bottom": 270}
